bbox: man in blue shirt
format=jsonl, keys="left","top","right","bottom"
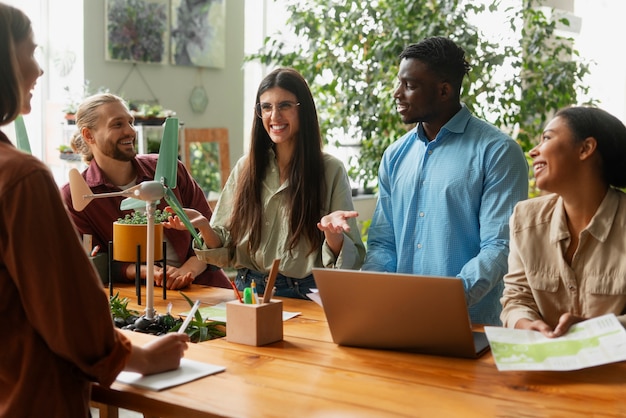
{"left": 362, "top": 37, "right": 528, "bottom": 325}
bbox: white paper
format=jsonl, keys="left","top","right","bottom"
{"left": 116, "top": 358, "right": 225, "bottom": 391}
{"left": 485, "top": 314, "right": 626, "bottom": 371}
{"left": 184, "top": 302, "right": 300, "bottom": 322}
{"left": 306, "top": 289, "right": 323, "bottom": 307}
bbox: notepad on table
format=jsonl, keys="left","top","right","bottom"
{"left": 116, "top": 358, "right": 225, "bottom": 391}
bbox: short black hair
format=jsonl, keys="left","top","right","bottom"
{"left": 399, "top": 37, "right": 470, "bottom": 95}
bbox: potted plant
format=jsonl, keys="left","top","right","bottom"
{"left": 129, "top": 101, "right": 176, "bottom": 126}
{"left": 58, "top": 144, "right": 81, "bottom": 161}
{"left": 62, "top": 81, "right": 110, "bottom": 124}
{"left": 112, "top": 210, "right": 168, "bottom": 263}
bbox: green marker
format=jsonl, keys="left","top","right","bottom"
{"left": 243, "top": 287, "right": 253, "bottom": 304}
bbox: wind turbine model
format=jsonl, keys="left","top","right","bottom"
{"left": 14, "top": 115, "right": 32, "bottom": 154}
{"left": 69, "top": 117, "right": 203, "bottom": 321}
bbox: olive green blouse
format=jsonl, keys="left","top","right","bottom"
{"left": 195, "top": 151, "right": 365, "bottom": 278}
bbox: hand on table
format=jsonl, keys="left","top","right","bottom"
{"left": 154, "top": 265, "right": 194, "bottom": 290}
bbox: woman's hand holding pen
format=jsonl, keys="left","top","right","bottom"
{"left": 124, "top": 333, "right": 189, "bottom": 375}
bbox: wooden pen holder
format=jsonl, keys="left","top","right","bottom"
{"left": 226, "top": 300, "right": 283, "bottom": 346}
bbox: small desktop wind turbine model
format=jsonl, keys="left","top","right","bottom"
{"left": 69, "top": 117, "right": 203, "bottom": 321}
{"left": 14, "top": 115, "right": 32, "bottom": 154}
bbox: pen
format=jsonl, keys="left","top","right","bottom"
{"left": 90, "top": 244, "right": 101, "bottom": 257}
{"left": 230, "top": 279, "right": 243, "bottom": 303}
{"left": 251, "top": 280, "right": 260, "bottom": 304}
{"left": 178, "top": 299, "right": 201, "bottom": 334}
{"left": 262, "top": 258, "right": 280, "bottom": 303}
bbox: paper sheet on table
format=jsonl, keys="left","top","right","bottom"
{"left": 485, "top": 314, "right": 626, "bottom": 371}
{"left": 306, "top": 288, "right": 322, "bottom": 306}
{"left": 182, "top": 302, "right": 300, "bottom": 322}
{"left": 116, "top": 358, "right": 225, "bottom": 391}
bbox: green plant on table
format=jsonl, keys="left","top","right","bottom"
{"left": 168, "top": 292, "right": 226, "bottom": 343}
{"left": 110, "top": 292, "right": 140, "bottom": 328}
{"left": 109, "top": 291, "right": 225, "bottom": 342}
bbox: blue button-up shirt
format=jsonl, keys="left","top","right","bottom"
{"left": 363, "top": 105, "right": 528, "bottom": 325}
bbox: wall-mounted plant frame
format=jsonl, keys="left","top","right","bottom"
{"left": 105, "top": 0, "right": 169, "bottom": 64}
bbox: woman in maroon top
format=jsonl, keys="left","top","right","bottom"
{"left": 0, "top": 4, "right": 188, "bottom": 417}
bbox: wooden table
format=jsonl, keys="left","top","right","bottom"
{"left": 92, "top": 284, "right": 626, "bottom": 418}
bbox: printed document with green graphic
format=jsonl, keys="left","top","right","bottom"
{"left": 485, "top": 314, "right": 626, "bottom": 371}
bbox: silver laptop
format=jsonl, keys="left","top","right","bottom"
{"left": 312, "top": 268, "right": 490, "bottom": 359}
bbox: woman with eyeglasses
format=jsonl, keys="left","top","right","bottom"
{"left": 165, "top": 67, "right": 365, "bottom": 299}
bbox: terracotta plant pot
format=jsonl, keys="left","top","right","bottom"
{"left": 112, "top": 222, "right": 164, "bottom": 262}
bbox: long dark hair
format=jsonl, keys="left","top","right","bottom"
{"left": 229, "top": 68, "right": 326, "bottom": 255}
{"left": 0, "top": 4, "right": 31, "bottom": 126}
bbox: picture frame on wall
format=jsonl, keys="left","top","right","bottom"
{"left": 105, "top": 0, "right": 169, "bottom": 64}
{"left": 170, "top": 0, "right": 226, "bottom": 68}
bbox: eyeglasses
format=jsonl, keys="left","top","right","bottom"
{"left": 255, "top": 101, "right": 300, "bottom": 118}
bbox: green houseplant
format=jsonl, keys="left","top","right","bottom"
{"left": 110, "top": 291, "right": 225, "bottom": 342}
{"left": 248, "top": 0, "right": 593, "bottom": 196}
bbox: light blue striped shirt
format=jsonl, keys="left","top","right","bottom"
{"left": 363, "top": 105, "right": 528, "bottom": 325}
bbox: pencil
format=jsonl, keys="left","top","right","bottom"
{"left": 262, "top": 258, "right": 280, "bottom": 303}
{"left": 178, "top": 299, "right": 201, "bottom": 334}
{"left": 229, "top": 279, "right": 243, "bottom": 303}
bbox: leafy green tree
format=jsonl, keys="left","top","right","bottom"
{"left": 248, "top": 0, "right": 592, "bottom": 193}
{"left": 189, "top": 142, "right": 222, "bottom": 197}
{"left": 498, "top": 2, "right": 594, "bottom": 151}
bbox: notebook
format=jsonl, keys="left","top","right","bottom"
{"left": 311, "top": 268, "right": 490, "bottom": 359}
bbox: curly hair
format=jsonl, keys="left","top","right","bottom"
{"left": 399, "top": 36, "right": 470, "bottom": 97}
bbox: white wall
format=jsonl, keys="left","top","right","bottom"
{"left": 575, "top": 0, "right": 626, "bottom": 123}
{"left": 82, "top": 0, "right": 246, "bottom": 170}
